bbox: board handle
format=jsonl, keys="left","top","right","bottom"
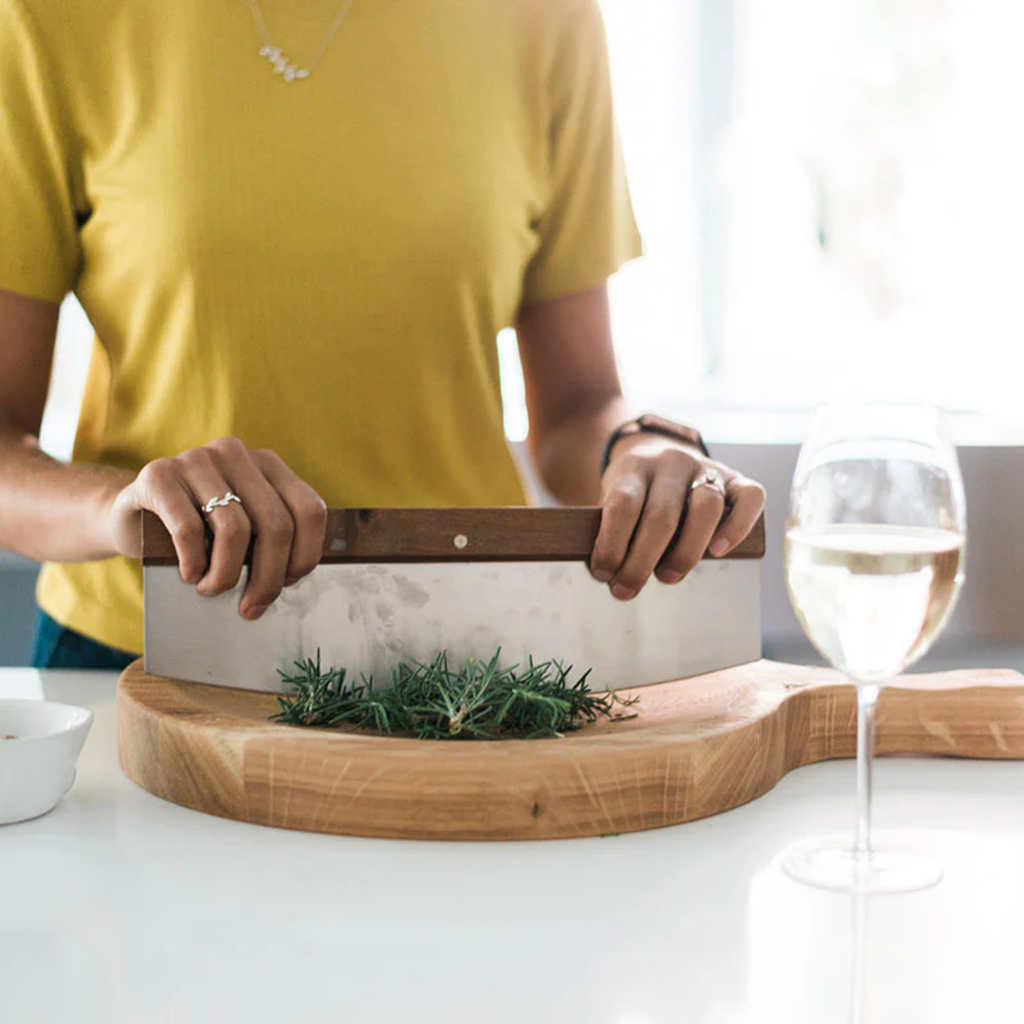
{"left": 771, "top": 664, "right": 1024, "bottom": 762}
{"left": 141, "top": 507, "right": 766, "bottom": 566}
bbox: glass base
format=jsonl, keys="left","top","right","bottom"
{"left": 781, "top": 838, "right": 943, "bottom": 895}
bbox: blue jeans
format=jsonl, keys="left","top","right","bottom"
{"left": 31, "top": 610, "right": 138, "bottom": 671}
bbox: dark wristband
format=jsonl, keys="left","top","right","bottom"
{"left": 600, "top": 413, "right": 711, "bottom": 475}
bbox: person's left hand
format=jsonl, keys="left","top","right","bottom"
{"left": 589, "top": 435, "right": 765, "bottom": 600}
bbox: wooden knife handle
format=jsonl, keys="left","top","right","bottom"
{"left": 141, "top": 507, "right": 766, "bottom": 566}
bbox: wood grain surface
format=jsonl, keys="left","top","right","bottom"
{"left": 117, "top": 659, "right": 1024, "bottom": 841}
{"left": 141, "top": 507, "right": 767, "bottom": 566}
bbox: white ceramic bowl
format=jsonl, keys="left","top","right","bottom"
{"left": 0, "top": 699, "right": 93, "bottom": 824}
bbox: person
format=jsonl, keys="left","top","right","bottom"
{"left": 0, "top": 0, "right": 765, "bottom": 671}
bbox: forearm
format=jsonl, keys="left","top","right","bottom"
{"left": 0, "top": 423, "right": 131, "bottom": 563}
{"left": 528, "top": 395, "right": 631, "bottom": 505}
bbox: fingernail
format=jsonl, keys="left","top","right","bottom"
{"left": 244, "top": 605, "right": 268, "bottom": 621}
{"left": 710, "top": 539, "right": 730, "bottom": 557}
{"left": 611, "top": 583, "right": 635, "bottom": 601}
{"left": 659, "top": 570, "right": 683, "bottom": 584}
{"left": 591, "top": 569, "right": 613, "bottom": 583}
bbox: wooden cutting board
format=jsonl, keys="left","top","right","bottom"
{"left": 117, "top": 659, "right": 1024, "bottom": 841}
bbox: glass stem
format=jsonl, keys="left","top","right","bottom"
{"left": 854, "top": 684, "right": 881, "bottom": 856}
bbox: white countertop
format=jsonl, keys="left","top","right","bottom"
{"left": 2, "top": 668, "right": 1023, "bottom": 1024}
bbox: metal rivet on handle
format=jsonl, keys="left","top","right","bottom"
{"left": 453, "top": 534, "right": 468, "bottom": 550}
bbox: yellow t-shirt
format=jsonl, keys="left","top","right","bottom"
{"left": 0, "top": 0, "right": 642, "bottom": 654}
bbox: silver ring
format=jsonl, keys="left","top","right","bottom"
{"left": 202, "top": 491, "right": 242, "bottom": 515}
{"left": 690, "top": 468, "right": 724, "bottom": 494}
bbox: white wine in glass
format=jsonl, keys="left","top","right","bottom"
{"left": 781, "top": 403, "right": 966, "bottom": 894}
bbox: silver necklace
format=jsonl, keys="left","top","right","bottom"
{"left": 245, "top": 0, "right": 357, "bottom": 82}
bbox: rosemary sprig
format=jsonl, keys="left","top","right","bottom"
{"left": 272, "top": 648, "right": 639, "bottom": 740}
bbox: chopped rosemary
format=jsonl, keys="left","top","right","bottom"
{"left": 272, "top": 648, "right": 639, "bottom": 740}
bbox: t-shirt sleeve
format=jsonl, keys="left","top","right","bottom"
{"left": 521, "top": 0, "right": 643, "bottom": 305}
{"left": 0, "top": 0, "right": 84, "bottom": 303}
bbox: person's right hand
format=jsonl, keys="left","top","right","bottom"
{"left": 106, "top": 437, "right": 327, "bottom": 620}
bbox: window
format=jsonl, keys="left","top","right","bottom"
{"left": 40, "top": 299, "right": 92, "bottom": 461}
{"left": 505, "top": 0, "right": 1024, "bottom": 438}
{"left": 716, "top": 0, "right": 1024, "bottom": 415}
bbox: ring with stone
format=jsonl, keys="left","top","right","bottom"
{"left": 689, "top": 468, "right": 725, "bottom": 494}
{"left": 201, "top": 491, "right": 243, "bottom": 515}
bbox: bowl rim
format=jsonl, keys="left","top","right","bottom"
{"left": 0, "top": 698, "right": 94, "bottom": 744}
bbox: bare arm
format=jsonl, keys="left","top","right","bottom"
{"left": 0, "top": 287, "right": 326, "bottom": 619}
{"left": 516, "top": 284, "right": 629, "bottom": 505}
{"left": 516, "top": 284, "right": 764, "bottom": 599}
{"left": 0, "top": 288, "right": 130, "bottom": 562}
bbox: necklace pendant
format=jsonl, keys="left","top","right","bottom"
{"left": 259, "top": 45, "right": 310, "bottom": 82}
{"left": 248, "top": 0, "right": 354, "bottom": 85}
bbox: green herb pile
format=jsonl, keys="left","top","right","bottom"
{"left": 273, "top": 649, "right": 638, "bottom": 740}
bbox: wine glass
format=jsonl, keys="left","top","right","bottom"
{"left": 781, "top": 403, "right": 967, "bottom": 894}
